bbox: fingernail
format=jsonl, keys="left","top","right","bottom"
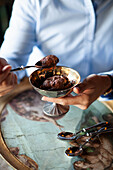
{"left": 2, "top": 65, "right": 11, "bottom": 72}
{"left": 41, "top": 97, "right": 44, "bottom": 101}
{"left": 74, "top": 86, "right": 79, "bottom": 90}
{"left": 74, "top": 83, "right": 80, "bottom": 87}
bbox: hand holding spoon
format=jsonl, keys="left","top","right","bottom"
{"left": 11, "top": 55, "right": 59, "bottom": 72}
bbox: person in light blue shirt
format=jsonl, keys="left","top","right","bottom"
{"left": 0, "top": 0, "right": 113, "bottom": 109}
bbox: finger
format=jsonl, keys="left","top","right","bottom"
{"left": 42, "top": 94, "right": 90, "bottom": 110}
{"left": 2, "top": 65, "right": 12, "bottom": 72}
{"left": 73, "top": 78, "right": 94, "bottom": 94}
{"left": 5, "top": 73, "right": 16, "bottom": 86}
{"left": 41, "top": 96, "right": 79, "bottom": 105}
{"left": 1, "top": 72, "right": 17, "bottom": 88}
{"left": 73, "top": 86, "right": 80, "bottom": 94}
{"left": 14, "top": 74, "right": 18, "bottom": 84}
{"left": 8, "top": 73, "right": 18, "bottom": 85}
{"left": 0, "top": 58, "right": 9, "bottom": 71}
{"left": 0, "top": 86, "right": 14, "bottom": 97}
{"left": 0, "top": 76, "right": 17, "bottom": 97}
{"left": 0, "top": 65, "right": 12, "bottom": 83}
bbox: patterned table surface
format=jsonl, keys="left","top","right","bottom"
{"left": 0, "top": 78, "right": 113, "bottom": 170}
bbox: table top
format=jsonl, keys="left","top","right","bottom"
{"left": 0, "top": 78, "right": 113, "bottom": 170}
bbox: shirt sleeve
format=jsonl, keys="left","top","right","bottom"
{"left": 0, "top": 0, "right": 40, "bottom": 80}
{"left": 98, "top": 70, "right": 113, "bottom": 77}
{"left": 98, "top": 70, "right": 113, "bottom": 100}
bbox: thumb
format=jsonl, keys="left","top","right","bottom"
{"left": 2, "top": 65, "right": 12, "bottom": 72}
{"left": 73, "top": 81, "right": 89, "bottom": 94}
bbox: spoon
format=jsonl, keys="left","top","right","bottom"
{"left": 65, "top": 127, "right": 113, "bottom": 156}
{"left": 57, "top": 121, "right": 110, "bottom": 140}
{"left": 11, "top": 55, "right": 59, "bottom": 72}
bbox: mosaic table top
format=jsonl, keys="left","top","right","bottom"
{"left": 0, "top": 78, "right": 113, "bottom": 170}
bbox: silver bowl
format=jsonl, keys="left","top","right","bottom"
{"left": 29, "top": 66, "right": 80, "bottom": 117}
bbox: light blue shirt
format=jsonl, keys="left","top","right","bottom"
{"left": 0, "top": 0, "right": 113, "bottom": 81}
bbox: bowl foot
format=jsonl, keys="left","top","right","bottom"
{"left": 43, "top": 102, "right": 69, "bottom": 117}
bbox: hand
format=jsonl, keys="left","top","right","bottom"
{"left": 0, "top": 58, "right": 17, "bottom": 97}
{"left": 42, "top": 74, "right": 111, "bottom": 110}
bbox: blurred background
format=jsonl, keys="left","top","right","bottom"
{"left": 0, "top": 0, "right": 14, "bottom": 46}
{"left": 0, "top": 2, "right": 14, "bottom": 167}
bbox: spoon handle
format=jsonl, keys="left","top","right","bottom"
{"left": 76, "top": 121, "right": 109, "bottom": 135}
{"left": 80, "top": 127, "right": 113, "bottom": 149}
{"left": 11, "top": 65, "right": 36, "bottom": 72}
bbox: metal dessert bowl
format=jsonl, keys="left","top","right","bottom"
{"left": 29, "top": 66, "right": 81, "bottom": 98}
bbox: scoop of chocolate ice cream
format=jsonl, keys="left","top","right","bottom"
{"left": 35, "top": 55, "right": 59, "bottom": 68}
{"left": 40, "top": 75, "right": 72, "bottom": 90}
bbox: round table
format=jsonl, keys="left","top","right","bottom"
{"left": 0, "top": 78, "right": 113, "bottom": 170}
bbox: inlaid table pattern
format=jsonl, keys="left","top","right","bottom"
{"left": 0, "top": 78, "right": 113, "bottom": 170}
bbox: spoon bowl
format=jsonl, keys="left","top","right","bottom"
{"left": 57, "top": 131, "right": 76, "bottom": 140}
{"left": 65, "top": 146, "right": 83, "bottom": 156}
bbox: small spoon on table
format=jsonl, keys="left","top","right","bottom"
{"left": 11, "top": 55, "right": 59, "bottom": 72}
{"left": 65, "top": 126, "right": 113, "bottom": 157}
{"left": 57, "top": 121, "right": 110, "bottom": 140}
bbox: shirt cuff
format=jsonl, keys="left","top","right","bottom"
{"left": 98, "top": 71, "right": 113, "bottom": 96}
